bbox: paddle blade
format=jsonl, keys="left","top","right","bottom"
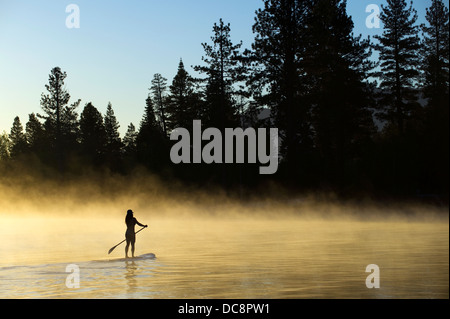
{"left": 108, "top": 246, "right": 117, "bottom": 255}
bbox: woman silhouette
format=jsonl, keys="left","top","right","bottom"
{"left": 125, "top": 210, "right": 147, "bottom": 258}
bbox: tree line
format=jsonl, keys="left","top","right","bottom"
{"left": 1, "top": 0, "right": 448, "bottom": 199}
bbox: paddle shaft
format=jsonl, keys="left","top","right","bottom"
{"left": 108, "top": 227, "right": 147, "bottom": 254}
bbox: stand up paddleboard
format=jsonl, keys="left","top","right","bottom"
{"left": 109, "top": 253, "right": 156, "bottom": 262}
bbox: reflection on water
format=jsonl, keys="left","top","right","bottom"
{"left": 125, "top": 261, "right": 138, "bottom": 295}
{"left": 0, "top": 215, "right": 448, "bottom": 299}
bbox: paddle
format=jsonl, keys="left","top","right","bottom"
{"left": 108, "top": 227, "right": 147, "bottom": 255}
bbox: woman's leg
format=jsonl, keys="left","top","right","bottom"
{"left": 131, "top": 238, "right": 136, "bottom": 258}
{"left": 125, "top": 239, "right": 130, "bottom": 258}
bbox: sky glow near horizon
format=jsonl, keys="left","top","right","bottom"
{"left": 0, "top": 0, "right": 445, "bottom": 136}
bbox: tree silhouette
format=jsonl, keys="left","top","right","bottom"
{"left": 39, "top": 67, "right": 69, "bottom": 138}
{"left": 25, "top": 113, "right": 46, "bottom": 158}
{"left": 123, "top": 123, "right": 138, "bottom": 155}
{"left": 136, "top": 95, "right": 169, "bottom": 170}
{"left": 249, "top": 0, "right": 311, "bottom": 176}
{"left": 421, "top": 0, "right": 449, "bottom": 103}
{"left": 9, "top": 116, "right": 27, "bottom": 158}
{"left": 194, "top": 19, "right": 244, "bottom": 130}
{"left": 104, "top": 102, "right": 123, "bottom": 171}
{"left": 166, "top": 59, "right": 203, "bottom": 132}
{"left": 419, "top": 0, "right": 449, "bottom": 194}
{"left": 0, "top": 131, "right": 10, "bottom": 160}
{"left": 39, "top": 67, "right": 81, "bottom": 171}
{"left": 121, "top": 122, "right": 138, "bottom": 172}
{"left": 150, "top": 73, "right": 169, "bottom": 136}
{"left": 303, "top": 0, "right": 377, "bottom": 186}
{"left": 373, "top": 0, "right": 421, "bottom": 134}
{"left": 79, "top": 103, "right": 106, "bottom": 166}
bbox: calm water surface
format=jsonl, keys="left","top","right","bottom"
{"left": 0, "top": 215, "right": 448, "bottom": 299}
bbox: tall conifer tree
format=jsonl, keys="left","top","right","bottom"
{"left": 420, "top": 0, "right": 449, "bottom": 194}
{"left": 421, "top": 0, "right": 449, "bottom": 103}
{"left": 9, "top": 116, "right": 27, "bottom": 158}
{"left": 166, "top": 59, "right": 202, "bottom": 132}
{"left": 104, "top": 102, "right": 123, "bottom": 169}
{"left": 25, "top": 113, "right": 45, "bottom": 156}
{"left": 150, "top": 74, "right": 168, "bottom": 136}
{"left": 79, "top": 103, "right": 106, "bottom": 166}
{"left": 194, "top": 19, "right": 244, "bottom": 130}
{"left": 373, "top": 0, "right": 421, "bottom": 133}
{"left": 303, "top": 0, "right": 376, "bottom": 184}
{"left": 250, "top": 0, "right": 311, "bottom": 172}
{"left": 136, "top": 96, "right": 169, "bottom": 170}
{"left": 39, "top": 67, "right": 81, "bottom": 170}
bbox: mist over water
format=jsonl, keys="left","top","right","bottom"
{"left": 0, "top": 173, "right": 448, "bottom": 298}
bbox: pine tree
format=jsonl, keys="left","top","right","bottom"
{"left": 9, "top": 116, "right": 27, "bottom": 158}
{"left": 421, "top": 0, "right": 449, "bottom": 103}
{"left": 122, "top": 122, "right": 138, "bottom": 171}
{"left": 0, "top": 131, "right": 11, "bottom": 160}
{"left": 194, "top": 19, "right": 244, "bottom": 130}
{"left": 303, "top": 0, "right": 376, "bottom": 185}
{"left": 250, "top": 0, "right": 311, "bottom": 169}
{"left": 140, "top": 96, "right": 160, "bottom": 130}
{"left": 39, "top": 67, "right": 81, "bottom": 169}
{"left": 39, "top": 67, "right": 70, "bottom": 136}
{"left": 150, "top": 73, "right": 168, "bottom": 136}
{"left": 136, "top": 96, "right": 169, "bottom": 170}
{"left": 79, "top": 103, "right": 106, "bottom": 165}
{"left": 166, "top": 59, "right": 203, "bottom": 132}
{"left": 104, "top": 102, "right": 123, "bottom": 169}
{"left": 25, "top": 113, "right": 45, "bottom": 155}
{"left": 373, "top": 0, "right": 421, "bottom": 133}
{"left": 123, "top": 123, "right": 138, "bottom": 154}
{"left": 104, "top": 103, "right": 121, "bottom": 147}
{"left": 420, "top": 0, "right": 449, "bottom": 194}
{"left": 60, "top": 99, "right": 81, "bottom": 147}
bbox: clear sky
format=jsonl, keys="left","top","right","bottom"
{"left": 0, "top": 0, "right": 445, "bottom": 137}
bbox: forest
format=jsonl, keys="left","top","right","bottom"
{"left": 0, "top": 0, "right": 448, "bottom": 203}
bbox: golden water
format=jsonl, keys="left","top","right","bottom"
{"left": 0, "top": 214, "right": 448, "bottom": 299}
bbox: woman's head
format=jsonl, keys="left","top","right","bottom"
{"left": 125, "top": 209, "right": 134, "bottom": 224}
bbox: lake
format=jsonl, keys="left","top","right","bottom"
{"left": 0, "top": 210, "right": 448, "bottom": 299}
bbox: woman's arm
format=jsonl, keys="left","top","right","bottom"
{"left": 135, "top": 219, "right": 148, "bottom": 228}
